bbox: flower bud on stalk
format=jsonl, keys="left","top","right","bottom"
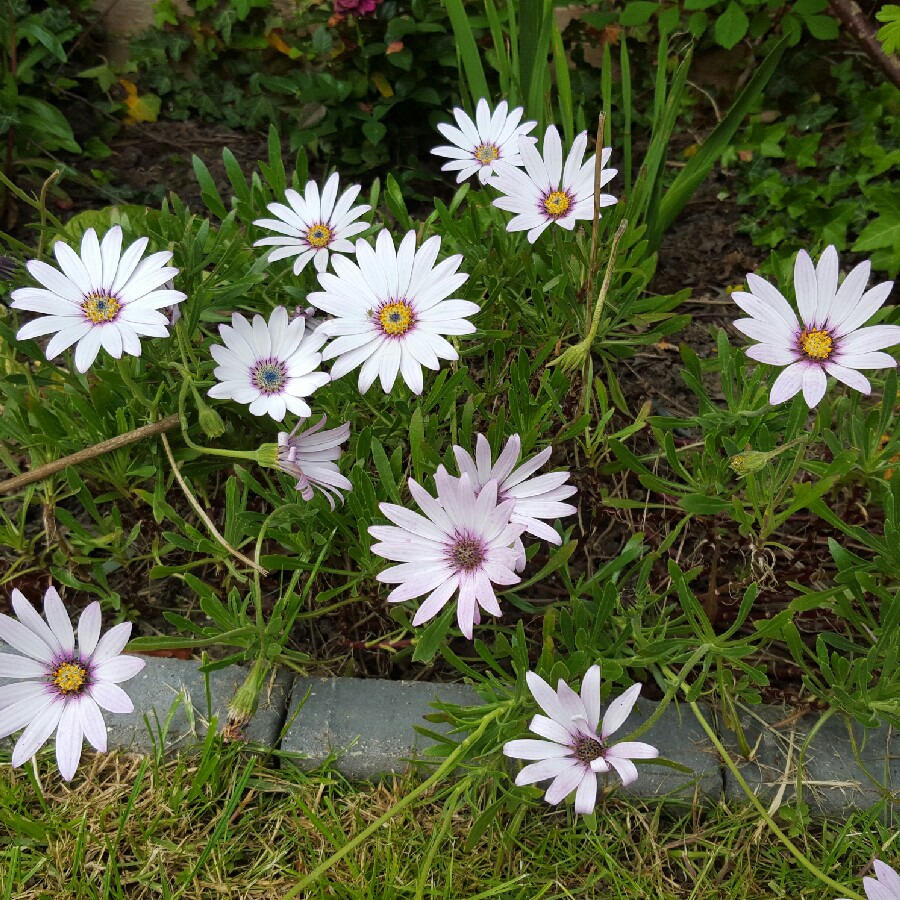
{"left": 729, "top": 437, "right": 806, "bottom": 477}
{"left": 223, "top": 656, "right": 273, "bottom": 742}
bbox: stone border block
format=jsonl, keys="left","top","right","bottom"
{"left": 280, "top": 676, "right": 481, "bottom": 778}
{"left": 722, "top": 704, "right": 900, "bottom": 814}
{"left": 105, "top": 657, "right": 292, "bottom": 752}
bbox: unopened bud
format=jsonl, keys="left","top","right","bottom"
{"left": 223, "top": 656, "right": 272, "bottom": 742}
{"left": 729, "top": 437, "right": 806, "bottom": 477}
{"left": 191, "top": 385, "right": 225, "bottom": 438}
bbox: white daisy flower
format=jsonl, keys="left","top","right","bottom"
{"left": 732, "top": 246, "right": 900, "bottom": 409}
{"left": 10, "top": 226, "right": 186, "bottom": 373}
{"left": 368, "top": 468, "right": 525, "bottom": 639}
{"left": 308, "top": 230, "right": 477, "bottom": 395}
{"left": 0, "top": 585, "right": 145, "bottom": 781}
{"left": 207, "top": 306, "right": 329, "bottom": 421}
{"left": 490, "top": 125, "right": 617, "bottom": 243}
{"left": 260, "top": 415, "right": 353, "bottom": 510}
{"left": 503, "top": 667, "right": 659, "bottom": 814}
{"left": 430, "top": 98, "right": 537, "bottom": 184}
{"left": 837, "top": 860, "right": 900, "bottom": 900}
{"left": 253, "top": 172, "right": 371, "bottom": 275}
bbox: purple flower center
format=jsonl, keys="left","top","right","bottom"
{"left": 573, "top": 734, "right": 604, "bottom": 763}
{"left": 448, "top": 533, "right": 486, "bottom": 571}
{"left": 251, "top": 358, "right": 288, "bottom": 394}
{"left": 52, "top": 660, "right": 87, "bottom": 694}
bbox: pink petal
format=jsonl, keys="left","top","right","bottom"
{"left": 605, "top": 741, "right": 659, "bottom": 759}
{"left": 605, "top": 756, "right": 639, "bottom": 786}
{"left": 503, "top": 738, "right": 573, "bottom": 760}
{"left": 10, "top": 589, "right": 63, "bottom": 657}
{"left": 745, "top": 343, "right": 798, "bottom": 366}
{"left": 543, "top": 764, "right": 585, "bottom": 805}
{"left": 93, "top": 655, "right": 145, "bottom": 684}
{"left": 529, "top": 713, "right": 574, "bottom": 744}
{"left": 78, "top": 696, "right": 107, "bottom": 752}
{"left": 768, "top": 362, "right": 806, "bottom": 405}
{"left": 600, "top": 683, "right": 641, "bottom": 741}
{"left": 0, "top": 653, "right": 45, "bottom": 679}
{"left": 11, "top": 699, "right": 63, "bottom": 767}
{"left": 91, "top": 622, "right": 132, "bottom": 664}
{"left": 823, "top": 362, "right": 871, "bottom": 395}
{"left": 43, "top": 587, "right": 75, "bottom": 655}
{"left": 525, "top": 671, "right": 571, "bottom": 729}
{"left": 573, "top": 771, "right": 598, "bottom": 814}
{"left": 802, "top": 365, "right": 827, "bottom": 408}
{"left": 793, "top": 249, "right": 817, "bottom": 325}
{"left": 580, "top": 666, "right": 602, "bottom": 732}
{"left": 55, "top": 701, "right": 84, "bottom": 781}
{"left": 77, "top": 602, "right": 102, "bottom": 657}
{"left": 512, "top": 756, "right": 575, "bottom": 785}
{"left": 89, "top": 681, "right": 134, "bottom": 714}
{"left": 0, "top": 613, "right": 54, "bottom": 663}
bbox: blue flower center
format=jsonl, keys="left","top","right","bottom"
{"left": 251, "top": 359, "right": 288, "bottom": 394}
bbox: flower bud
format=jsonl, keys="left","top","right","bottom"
{"left": 191, "top": 385, "right": 225, "bottom": 438}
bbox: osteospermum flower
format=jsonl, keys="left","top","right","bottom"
{"left": 503, "top": 667, "right": 659, "bottom": 814}
{"left": 258, "top": 415, "right": 352, "bottom": 509}
{"left": 490, "top": 125, "right": 616, "bottom": 243}
{"left": 10, "top": 226, "right": 185, "bottom": 373}
{"left": 0, "top": 586, "right": 145, "bottom": 781}
{"left": 431, "top": 99, "right": 537, "bottom": 184}
{"left": 837, "top": 859, "right": 900, "bottom": 900}
{"left": 253, "top": 172, "right": 371, "bottom": 275}
{"left": 368, "top": 468, "right": 525, "bottom": 638}
{"left": 732, "top": 246, "right": 900, "bottom": 408}
{"left": 308, "top": 230, "right": 477, "bottom": 395}
{"left": 453, "top": 433, "right": 577, "bottom": 545}
{"left": 208, "top": 306, "right": 329, "bottom": 421}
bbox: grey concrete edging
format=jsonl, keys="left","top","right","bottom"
{"left": 40, "top": 656, "right": 898, "bottom": 814}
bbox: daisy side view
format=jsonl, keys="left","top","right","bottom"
{"left": 208, "top": 305, "right": 330, "bottom": 422}
{"left": 309, "top": 229, "right": 477, "bottom": 395}
{"left": 368, "top": 469, "right": 524, "bottom": 639}
{"left": 0, "top": 586, "right": 145, "bottom": 781}
{"left": 837, "top": 859, "right": 900, "bottom": 900}
{"left": 253, "top": 172, "right": 371, "bottom": 275}
{"left": 503, "top": 666, "right": 659, "bottom": 814}
{"left": 732, "top": 245, "right": 900, "bottom": 409}
{"left": 490, "top": 125, "right": 616, "bottom": 243}
{"left": 430, "top": 98, "right": 537, "bottom": 184}
{"left": 10, "top": 226, "right": 186, "bottom": 373}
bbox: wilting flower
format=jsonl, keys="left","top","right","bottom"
{"left": 254, "top": 172, "right": 371, "bottom": 275}
{"left": 732, "top": 246, "right": 900, "bottom": 409}
{"left": 208, "top": 306, "right": 329, "bottom": 422}
{"left": 431, "top": 99, "right": 537, "bottom": 185}
{"left": 258, "top": 415, "right": 352, "bottom": 509}
{"left": 503, "top": 667, "right": 659, "bottom": 814}
{"left": 368, "top": 468, "right": 524, "bottom": 638}
{"left": 309, "top": 230, "right": 477, "bottom": 395}
{"left": 490, "top": 126, "right": 616, "bottom": 243}
{"left": 837, "top": 859, "right": 900, "bottom": 900}
{"left": 10, "top": 226, "right": 185, "bottom": 372}
{"left": 0, "top": 586, "right": 145, "bottom": 780}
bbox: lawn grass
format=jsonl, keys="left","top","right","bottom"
{"left": 1, "top": 738, "right": 896, "bottom": 899}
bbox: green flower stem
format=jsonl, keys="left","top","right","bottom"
{"left": 285, "top": 704, "right": 509, "bottom": 897}
{"left": 117, "top": 356, "right": 149, "bottom": 405}
{"left": 688, "top": 700, "right": 865, "bottom": 900}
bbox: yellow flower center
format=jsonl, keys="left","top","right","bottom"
{"left": 378, "top": 301, "right": 415, "bottom": 336}
{"left": 473, "top": 142, "right": 499, "bottom": 164}
{"left": 53, "top": 662, "right": 87, "bottom": 694}
{"left": 306, "top": 223, "right": 333, "bottom": 249}
{"left": 542, "top": 190, "right": 571, "bottom": 218}
{"left": 799, "top": 328, "right": 833, "bottom": 360}
{"left": 81, "top": 292, "right": 121, "bottom": 324}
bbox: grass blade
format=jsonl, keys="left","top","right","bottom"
{"left": 443, "top": 0, "right": 490, "bottom": 102}
{"left": 653, "top": 34, "right": 789, "bottom": 242}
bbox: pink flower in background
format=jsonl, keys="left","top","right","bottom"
{"left": 836, "top": 859, "right": 900, "bottom": 900}
{"left": 334, "top": 0, "right": 383, "bottom": 16}
{"left": 0, "top": 586, "right": 145, "bottom": 781}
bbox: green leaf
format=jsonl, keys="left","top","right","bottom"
{"left": 853, "top": 194, "right": 900, "bottom": 254}
{"left": 442, "top": 0, "right": 490, "bottom": 102}
{"left": 804, "top": 13, "right": 839, "bottom": 40}
{"left": 412, "top": 605, "right": 455, "bottom": 662}
{"left": 619, "top": 1, "right": 658, "bottom": 25}
{"left": 714, "top": 2, "right": 750, "bottom": 49}
{"left": 876, "top": 5, "right": 900, "bottom": 54}
{"left": 362, "top": 118, "right": 387, "bottom": 145}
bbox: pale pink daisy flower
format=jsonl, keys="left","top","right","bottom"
{"left": 208, "top": 306, "right": 329, "bottom": 421}
{"left": 10, "top": 225, "right": 185, "bottom": 372}
{"left": 309, "top": 230, "right": 477, "bottom": 395}
{"left": 259, "top": 415, "right": 352, "bottom": 509}
{"left": 253, "top": 172, "right": 371, "bottom": 275}
{"left": 837, "top": 859, "right": 900, "bottom": 900}
{"left": 490, "top": 125, "right": 617, "bottom": 243}
{"left": 368, "top": 468, "right": 524, "bottom": 639}
{"left": 431, "top": 99, "right": 537, "bottom": 184}
{"left": 732, "top": 246, "right": 900, "bottom": 409}
{"left": 0, "top": 586, "right": 145, "bottom": 781}
{"left": 503, "top": 667, "right": 659, "bottom": 814}
{"left": 452, "top": 433, "right": 576, "bottom": 571}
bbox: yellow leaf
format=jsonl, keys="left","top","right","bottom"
{"left": 683, "top": 143, "right": 699, "bottom": 159}
{"left": 266, "top": 31, "right": 300, "bottom": 59}
{"left": 119, "top": 79, "right": 161, "bottom": 125}
{"left": 371, "top": 71, "right": 393, "bottom": 98}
